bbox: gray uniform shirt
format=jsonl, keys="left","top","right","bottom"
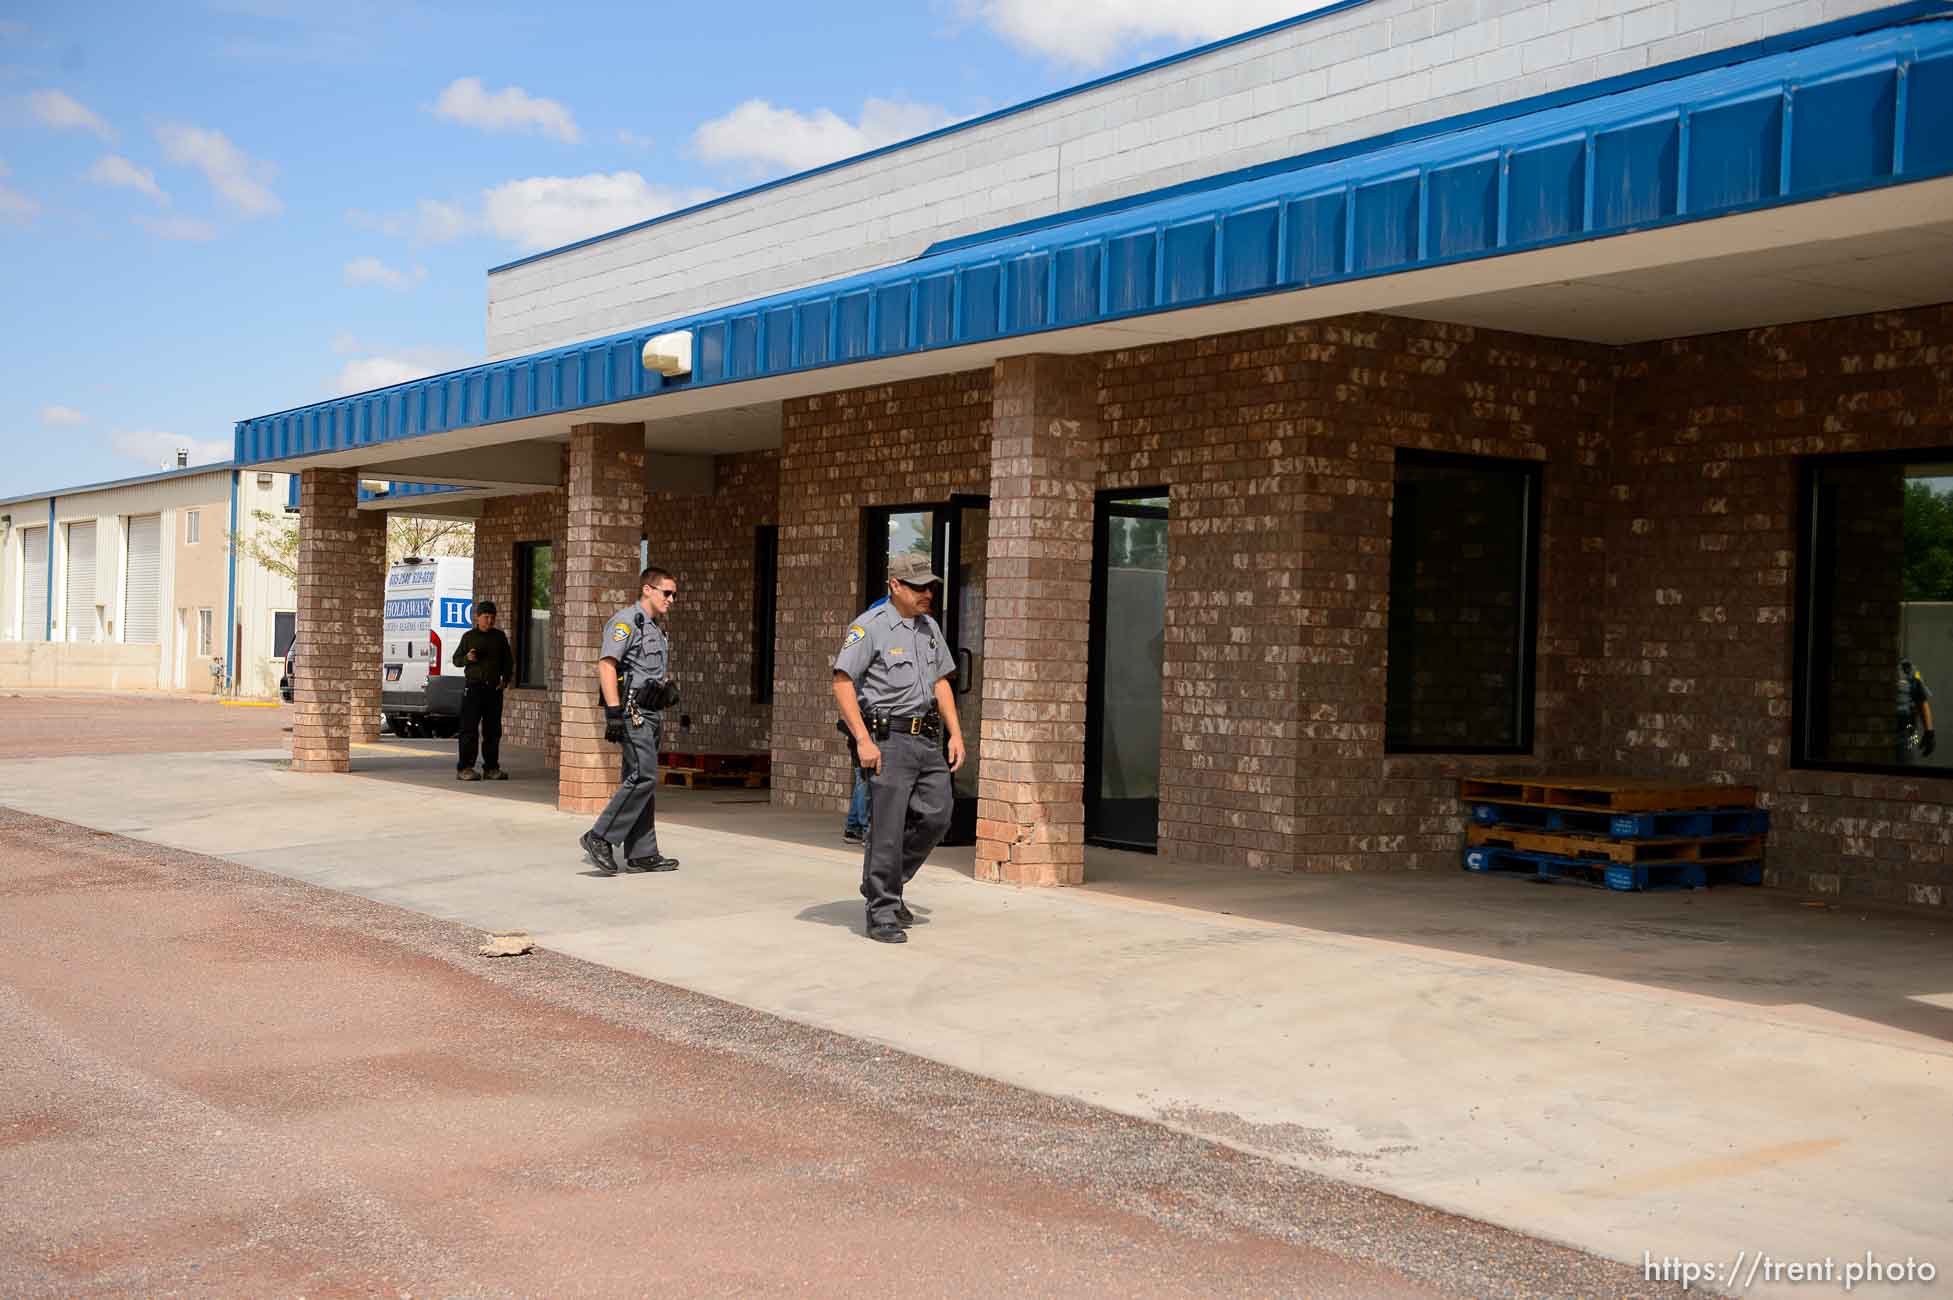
{"left": 601, "top": 605, "right": 670, "bottom": 696}
{"left": 832, "top": 603, "right": 954, "bottom": 714}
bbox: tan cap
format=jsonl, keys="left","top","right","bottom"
{"left": 888, "top": 552, "right": 942, "bottom": 586}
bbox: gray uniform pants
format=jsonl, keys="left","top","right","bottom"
{"left": 591, "top": 714, "right": 662, "bottom": 861}
{"left": 860, "top": 730, "right": 953, "bottom": 925}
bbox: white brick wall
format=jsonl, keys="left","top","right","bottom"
{"left": 484, "top": 0, "right": 1899, "bottom": 359}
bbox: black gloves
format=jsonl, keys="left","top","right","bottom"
{"left": 604, "top": 704, "right": 626, "bottom": 744}
{"left": 1923, "top": 729, "right": 1937, "bottom": 758}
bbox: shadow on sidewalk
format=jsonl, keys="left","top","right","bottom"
{"left": 336, "top": 733, "right": 1953, "bottom": 1045}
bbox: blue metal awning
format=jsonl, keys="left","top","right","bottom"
{"left": 282, "top": 476, "right": 469, "bottom": 512}
{"left": 238, "top": 15, "right": 1953, "bottom": 469}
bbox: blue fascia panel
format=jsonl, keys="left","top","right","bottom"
{"left": 236, "top": 17, "right": 1953, "bottom": 470}
{"left": 281, "top": 475, "right": 466, "bottom": 511}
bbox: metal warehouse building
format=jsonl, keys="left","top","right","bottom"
{"left": 1, "top": 461, "right": 297, "bottom": 699}
{"left": 238, "top": 0, "right": 1953, "bottom": 908}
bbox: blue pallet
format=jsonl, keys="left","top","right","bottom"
{"left": 1463, "top": 846, "right": 1762, "bottom": 892}
{"left": 1470, "top": 802, "right": 1768, "bottom": 839}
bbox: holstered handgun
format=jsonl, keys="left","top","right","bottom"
{"left": 632, "top": 677, "right": 680, "bottom": 712}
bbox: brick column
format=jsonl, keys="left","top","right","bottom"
{"left": 556, "top": 424, "right": 645, "bottom": 814}
{"left": 349, "top": 509, "right": 386, "bottom": 743}
{"left": 293, "top": 468, "right": 374, "bottom": 772}
{"left": 976, "top": 356, "right": 1100, "bottom": 886}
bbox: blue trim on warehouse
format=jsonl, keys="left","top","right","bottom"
{"left": 490, "top": 0, "right": 1951, "bottom": 276}
{"left": 44, "top": 499, "right": 54, "bottom": 642}
{"left": 224, "top": 470, "right": 238, "bottom": 693}
{"left": 0, "top": 459, "right": 237, "bottom": 511}
{"left": 485, "top": 0, "right": 1382, "bottom": 276}
{"left": 237, "top": 16, "right": 1953, "bottom": 468}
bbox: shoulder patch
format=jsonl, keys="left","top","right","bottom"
{"left": 611, "top": 622, "right": 632, "bottom": 642}
{"left": 844, "top": 624, "right": 866, "bottom": 647}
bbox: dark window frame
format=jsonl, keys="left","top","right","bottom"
{"left": 272, "top": 610, "right": 297, "bottom": 659}
{"left": 752, "top": 524, "right": 779, "bottom": 704}
{"left": 1792, "top": 448, "right": 1953, "bottom": 779}
{"left": 513, "top": 540, "right": 552, "bottom": 691}
{"left": 1086, "top": 487, "right": 1170, "bottom": 853}
{"left": 1383, "top": 449, "right": 1542, "bottom": 756}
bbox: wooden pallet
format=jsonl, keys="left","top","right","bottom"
{"left": 659, "top": 750, "right": 771, "bottom": 775}
{"left": 1463, "top": 846, "right": 1762, "bottom": 891}
{"left": 1458, "top": 775, "right": 1757, "bottom": 813}
{"left": 1465, "top": 823, "right": 1765, "bottom": 864}
{"left": 660, "top": 766, "right": 769, "bottom": 789}
{"left": 1468, "top": 801, "right": 1769, "bottom": 839}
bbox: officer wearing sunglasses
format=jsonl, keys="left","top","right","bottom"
{"left": 581, "top": 567, "right": 682, "bottom": 875}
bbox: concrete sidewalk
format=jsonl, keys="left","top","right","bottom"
{"left": 4, "top": 741, "right": 1949, "bottom": 1296}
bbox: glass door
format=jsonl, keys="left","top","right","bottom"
{"left": 864, "top": 497, "right": 989, "bottom": 845}
{"left": 1087, "top": 491, "right": 1169, "bottom": 851}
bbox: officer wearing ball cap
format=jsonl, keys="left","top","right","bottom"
{"left": 831, "top": 551, "right": 965, "bottom": 944}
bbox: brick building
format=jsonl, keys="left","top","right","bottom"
{"left": 238, "top": 1, "right": 1953, "bottom": 908}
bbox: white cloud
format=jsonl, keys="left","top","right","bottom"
{"left": 343, "top": 256, "right": 427, "bottom": 290}
{"left": 28, "top": 89, "right": 115, "bottom": 141}
{"left": 0, "top": 180, "right": 35, "bottom": 226}
{"left": 965, "top": 0, "right": 1316, "bottom": 66}
{"left": 693, "top": 98, "right": 957, "bottom": 174}
{"left": 414, "top": 198, "right": 469, "bottom": 242}
{"left": 155, "top": 122, "right": 280, "bottom": 217}
{"left": 346, "top": 197, "right": 469, "bottom": 244}
{"left": 480, "top": 172, "right": 715, "bottom": 252}
{"left": 86, "top": 154, "right": 168, "bottom": 204}
{"left": 431, "top": 77, "right": 579, "bottom": 143}
{"left": 331, "top": 345, "right": 473, "bottom": 397}
{"left": 110, "top": 431, "right": 232, "bottom": 468}
{"left": 615, "top": 128, "right": 656, "bottom": 151}
{"left": 135, "top": 214, "right": 220, "bottom": 241}
{"left": 41, "top": 405, "right": 86, "bottom": 427}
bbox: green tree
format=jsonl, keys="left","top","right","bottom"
{"left": 1904, "top": 480, "right": 1953, "bottom": 601}
{"left": 230, "top": 510, "right": 474, "bottom": 583}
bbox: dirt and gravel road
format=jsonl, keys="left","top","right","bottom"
{"left": 0, "top": 805, "right": 1665, "bottom": 1299}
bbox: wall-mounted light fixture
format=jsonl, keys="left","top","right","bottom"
{"left": 642, "top": 330, "right": 693, "bottom": 378}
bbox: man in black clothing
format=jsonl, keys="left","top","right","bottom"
{"left": 452, "top": 600, "right": 514, "bottom": 781}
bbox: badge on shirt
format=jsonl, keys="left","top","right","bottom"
{"left": 612, "top": 622, "right": 632, "bottom": 642}
{"left": 844, "top": 624, "right": 865, "bottom": 647}
{"left": 888, "top": 647, "right": 905, "bottom": 656}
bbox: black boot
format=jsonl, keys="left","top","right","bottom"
{"left": 580, "top": 831, "right": 617, "bottom": 875}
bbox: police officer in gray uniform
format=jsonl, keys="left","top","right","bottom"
{"left": 832, "top": 552, "right": 966, "bottom": 943}
{"left": 580, "top": 566, "right": 681, "bottom": 875}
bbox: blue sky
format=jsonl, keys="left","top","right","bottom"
{"left": 0, "top": 0, "right": 1312, "bottom": 499}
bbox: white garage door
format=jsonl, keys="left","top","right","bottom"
{"left": 21, "top": 526, "right": 48, "bottom": 641}
{"left": 125, "top": 515, "right": 162, "bottom": 645}
{"left": 64, "top": 521, "right": 97, "bottom": 642}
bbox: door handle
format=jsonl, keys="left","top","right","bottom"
{"left": 956, "top": 647, "right": 973, "bottom": 693}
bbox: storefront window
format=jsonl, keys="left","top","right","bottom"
{"left": 1385, "top": 452, "right": 1540, "bottom": 753}
{"left": 752, "top": 525, "right": 778, "bottom": 703}
{"left": 515, "top": 542, "right": 552, "bottom": 689}
{"left": 1797, "top": 455, "right": 1953, "bottom": 775}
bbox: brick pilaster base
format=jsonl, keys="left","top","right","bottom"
{"left": 556, "top": 424, "right": 646, "bottom": 814}
{"left": 293, "top": 468, "right": 378, "bottom": 773}
{"left": 975, "top": 355, "right": 1100, "bottom": 886}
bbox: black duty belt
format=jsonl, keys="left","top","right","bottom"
{"left": 885, "top": 714, "right": 942, "bottom": 737}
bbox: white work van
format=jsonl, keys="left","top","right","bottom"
{"left": 381, "top": 556, "right": 474, "bottom": 738}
